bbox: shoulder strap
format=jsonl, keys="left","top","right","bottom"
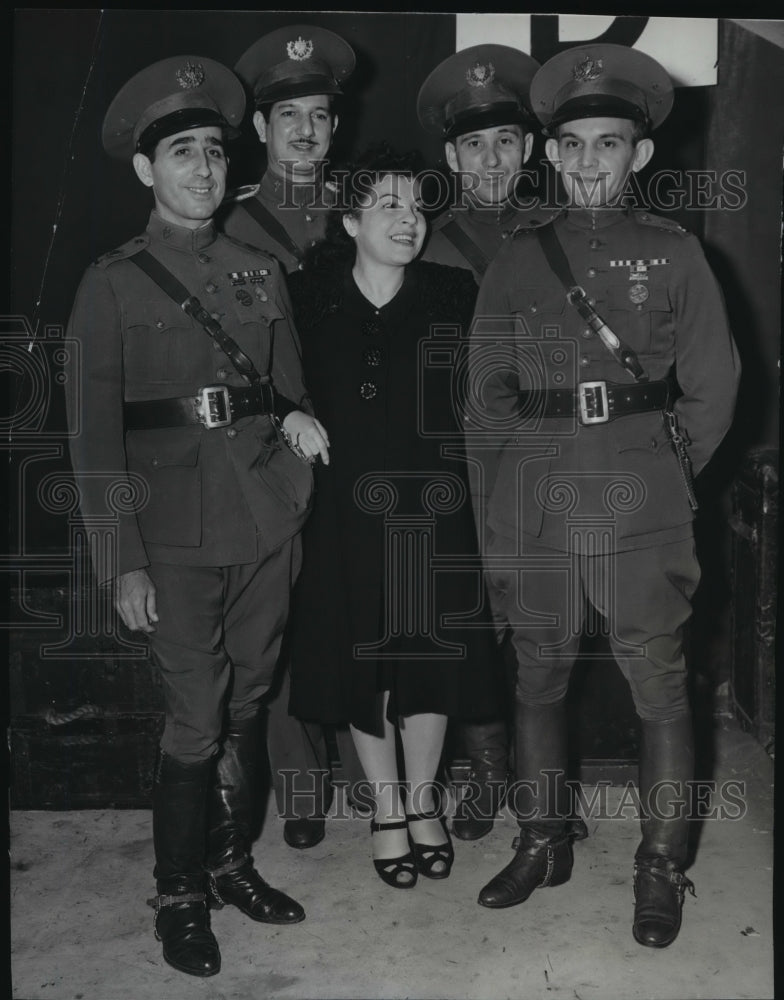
{"left": 535, "top": 223, "right": 648, "bottom": 383}
{"left": 440, "top": 219, "right": 490, "bottom": 278}
{"left": 130, "top": 250, "right": 264, "bottom": 385}
{"left": 241, "top": 198, "right": 303, "bottom": 264}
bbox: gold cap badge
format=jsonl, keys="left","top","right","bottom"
{"left": 572, "top": 56, "right": 603, "bottom": 83}
{"left": 466, "top": 61, "right": 496, "bottom": 88}
{"left": 176, "top": 61, "right": 205, "bottom": 89}
{"left": 287, "top": 37, "right": 314, "bottom": 61}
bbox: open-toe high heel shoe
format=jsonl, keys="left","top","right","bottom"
{"left": 406, "top": 810, "right": 455, "bottom": 880}
{"left": 370, "top": 819, "right": 418, "bottom": 889}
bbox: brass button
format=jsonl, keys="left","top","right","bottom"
{"left": 530, "top": 304, "right": 537, "bottom": 314}
{"left": 226, "top": 428, "right": 238, "bottom": 439}
{"left": 205, "top": 282, "right": 218, "bottom": 294}
{"left": 155, "top": 319, "right": 166, "bottom": 330}
{"left": 582, "top": 328, "right": 593, "bottom": 339}
{"left": 587, "top": 267, "right": 597, "bottom": 278}
{"left": 216, "top": 368, "right": 229, "bottom": 380}
{"left": 151, "top": 458, "right": 159, "bottom": 467}
{"left": 580, "top": 356, "right": 591, "bottom": 367}
{"left": 589, "top": 238, "right": 602, "bottom": 249}
{"left": 198, "top": 253, "right": 211, "bottom": 264}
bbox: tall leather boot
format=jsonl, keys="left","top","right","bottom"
{"left": 633, "top": 715, "right": 696, "bottom": 948}
{"left": 452, "top": 720, "right": 509, "bottom": 841}
{"left": 206, "top": 717, "right": 305, "bottom": 924}
{"left": 152, "top": 752, "right": 220, "bottom": 978}
{"left": 478, "top": 699, "right": 573, "bottom": 908}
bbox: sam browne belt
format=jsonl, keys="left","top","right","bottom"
{"left": 518, "top": 378, "right": 672, "bottom": 426}
{"left": 124, "top": 381, "right": 276, "bottom": 430}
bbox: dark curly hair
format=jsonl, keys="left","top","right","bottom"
{"left": 301, "top": 142, "right": 426, "bottom": 274}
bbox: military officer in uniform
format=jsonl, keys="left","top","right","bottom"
{"left": 466, "top": 45, "right": 740, "bottom": 948}
{"left": 417, "top": 45, "right": 540, "bottom": 285}
{"left": 221, "top": 24, "right": 365, "bottom": 851}
{"left": 221, "top": 24, "right": 354, "bottom": 273}
{"left": 416, "top": 44, "right": 540, "bottom": 843}
{"left": 66, "top": 56, "right": 330, "bottom": 977}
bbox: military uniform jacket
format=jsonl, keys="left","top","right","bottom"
{"left": 66, "top": 211, "right": 313, "bottom": 584}
{"left": 422, "top": 198, "right": 535, "bottom": 283}
{"left": 467, "top": 207, "right": 741, "bottom": 553}
{"left": 220, "top": 170, "right": 337, "bottom": 273}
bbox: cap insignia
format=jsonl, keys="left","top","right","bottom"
{"left": 466, "top": 61, "right": 495, "bottom": 88}
{"left": 573, "top": 56, "right": 603, "bottom": 83}
{"left": 176, "top": 61, "right": 205, "bottom": 90}
{"left": 287, "top": 37, "right": 314, "bottom": 61}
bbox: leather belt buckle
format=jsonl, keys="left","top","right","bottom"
{"left": 195, "top": 385, "right": 232, "bottom": 429}
{"left": 578, "top": 381, "right": 610, "bottom": 425}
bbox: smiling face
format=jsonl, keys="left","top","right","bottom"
{"left": 445, "top": 124, "right": 533, "bottom": 205}
{"left": 545, "top": 117, "right": 654, "bottom": 208}
{"left": 254, "top": 95, "right": 337, "bottom": 183}
{"left": 343, "top": 173, "right": 426, "bottom": 270}
{"left": 133, "top": 126, "right": 227, "bottom": 229}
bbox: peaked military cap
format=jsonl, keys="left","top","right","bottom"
{"left": 530, "top": 43, "right": 674, "bottom": 134}
{"left": 102, "top": 55, "right": 246, "bottom": 161}
{"left": 417, "top": 44, "right": 540, "bottom": 140}
{"left": 235, "top": 24, "right": 355, "bottom": 106}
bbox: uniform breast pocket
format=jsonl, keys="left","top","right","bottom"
{"left": 605, "top": 284, "right": 673, "bottom": 356}
{"left": 508, "top": 287, "right": 567, "bottom": 336}
{"left": 124, "top": 301, "right": 196, "bottom": 385}
{"left": 225, "top": 289, "right": 285, "bottom": 374}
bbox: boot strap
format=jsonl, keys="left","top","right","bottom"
{"left": 634, "top": 862, "right": 696, "bottom": 897}
{"left": 146, "top": 891, "right": 206, "bottom": 910}
{"left": 206, "top": 854, "right": 250, "bottom": 880}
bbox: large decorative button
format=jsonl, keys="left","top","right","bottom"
{"left": 361, "top": 318, "right": 383, "bottom": 337}
{"left": 363, "top": 347, "right": 383, "bottom": 367}
{"left": 205, "top": 282, "right": 218, "bottom": 294}
{"left": 359, "top": 380, "right": 378, "bottom": 400}
{"left": 235, "top": 289, "right": 253, "bottom": 307}
{"left": 198, "top": 253, "right": 211, "bottom": 264}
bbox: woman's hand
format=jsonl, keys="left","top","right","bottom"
{"left": 282, "top": 411, "right": 331, "bottom": 465}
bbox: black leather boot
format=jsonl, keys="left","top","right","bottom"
{"left": 633, "top": 715, "right": 695, "bottom": 948}
{"left": 452, "top": 720, "right": 509, "bottom": 841}
{"left": 478, "top": 699, "right": 574, "bottom": 908}
{"left": 206, "top": 718, "right": 305, "bottom": 924}
{"left": 152, "top": 752, "right": 220, "bottom": 978}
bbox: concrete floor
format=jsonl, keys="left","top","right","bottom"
{"left": 10, "top": 717, "right": 775, "bottom": 1000}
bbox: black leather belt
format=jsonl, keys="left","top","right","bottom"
{"left": 124, "top": 383, "right": 276, "bottom": 430}
{"left": 518, "top": 379, "right": 672, "bottom": 425}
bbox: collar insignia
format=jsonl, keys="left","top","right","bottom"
{"left": 287, "top": 37, "right": 314, "bottom": 61}
{"left": 176, "top": 61, "right": 205, "bottom": 90}
{"left": 466, "top": 61, "right": 495, "bottom": 88}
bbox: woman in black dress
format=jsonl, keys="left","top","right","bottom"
{"left": 287, "top": 146, "right": 501, "bottom": 889}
